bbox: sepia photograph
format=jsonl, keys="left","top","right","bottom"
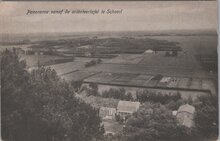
{"left": 0, "top": 1, "right": 218, "bottom": 141}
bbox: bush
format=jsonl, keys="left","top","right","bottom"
{"left": 136, "top": 90, "right": 181, "bottom": 104}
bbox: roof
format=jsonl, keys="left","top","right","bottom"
{"left": 177, "top": 104, "right": 195, "bottom": 114}
{"left": 172, "top": 111, "right": 177, "bottom": 116}
{"left": 144, "top": 49, "right": 154, "bottom": 53}
{"left": 117, "top": 100, "right": 140, "bottom": 113}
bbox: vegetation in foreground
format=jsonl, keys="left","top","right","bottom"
{"left": 1, "top": 49, "right": 104, "bottom": 141}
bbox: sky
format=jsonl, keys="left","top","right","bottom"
{"left": 0, "top": 1, "right": 218, "bottom": 34}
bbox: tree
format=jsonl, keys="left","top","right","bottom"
{"left": 88, "top": 83, "right": 99, "bottom": 96}
{"left": 1, "top": 49, "right": 104, "bottom": 141}
{"left": 194, "top": 94, "right": 218, "bottom": 138}
{"left": 71, "top": 80, "right": 82, "bottom": 92}
{"left": 122, "top": 102, "right": 197, "bottom": 141}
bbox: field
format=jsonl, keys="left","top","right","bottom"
{"left": 6, "top": 34, "right": 216, "bottom": 96}
{"left": 48, "top": 61, "right": 87, "bottom": 75}
{"left": 20, "top": 55, "right": 72, "bottom": 67}
{"left": 55, "top": 35, "right": 217, "bottom": 95}
{"left": 61, "top": 70, "right": 97, "bottom": 82}
{"left": 86, "top": 63, "right": 201, "bottom": 78}
{"left": 83, "top": 72, "right": 215, "bottom": 93}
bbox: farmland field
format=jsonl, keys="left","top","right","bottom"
{"left": 20, "top": 55, "right": 72, "bottom": 67}
{"left": 46, "top": 35, "right": 217, "bottom": 95}
{"left": 48, "top": 61, "right": 86, "bottom": 75}
{"left": 61, "top": 70, "right": 98, "bottom": 82}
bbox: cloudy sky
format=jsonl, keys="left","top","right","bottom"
{"left": 0, "top": 1, "right": 217, "bottom": 34}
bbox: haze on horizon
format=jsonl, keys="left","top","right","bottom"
{"left": 0, "top": 1, "right": 217, "bottom": 34}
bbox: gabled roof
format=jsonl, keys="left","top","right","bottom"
{"left": 144, "top": 49, "right": 154, "bottom": 53}
{"left": 117, "top": 100, "right": 140, "bottom": 113}
{"left": 100, "top": 107, "right": 116, "bottom": 112}
{"left": 177, "top": 104, "right": 195, "bottom": 114}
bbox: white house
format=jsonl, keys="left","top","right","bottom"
{"left": 144, "top": 49, "right": 155, "bottom": 54}
{"left": 176, "top": 104, "right": 195, "bottom": 128}
{"left": 117, "top": 100, "right": 140, "bottom": 120}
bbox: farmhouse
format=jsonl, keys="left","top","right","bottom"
{"left": 117, "top": 100, "right": 140, "bottom": 120}
{"left": 176, "top": 104, "right": 195, "bottom": 128}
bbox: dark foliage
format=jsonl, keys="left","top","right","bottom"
{"left": 136, "top": 90, "right": 181, "bottom": 104}
{"left": 86, "top": 86, "right": 134, "bottom": 101}
{"left": 194, "top": 94, "right": 218, "bottom": 138}
{"left": 1, "top": 49, "right": 104, "bottom": 141}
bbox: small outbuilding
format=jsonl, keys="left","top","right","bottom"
{"left": 176, "top": 104, "right": 195, "bottom": 128}
{"left": 144, "top": 49, "right": 155, "bottom": 54}
{"left": 99, "top": 107, "right": 117, "bottom": 120}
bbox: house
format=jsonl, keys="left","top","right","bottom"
{"left": 99, "top": 107, "right": 117, "bottom": 120}
{"left": 117, "top": 100, "right": 140, "bottom": 120}
{"left": 176, "top": 104, "right": 195, "bottom": 128}
{"left": 144, "top": 49, "right": 155, "bottom": 54}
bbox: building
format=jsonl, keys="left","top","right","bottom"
{"left": 176, "top": 104, "right": 195, "bottom": 128}
{"left": 117, "top": 100, "right": 140, "bottom": 120}
{"left": 99, "top": 107, "right": 116, "bottom": 120}
{"left": 144, "top": 49, "right": 155, "bottom": 54}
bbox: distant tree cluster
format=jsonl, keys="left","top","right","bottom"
{"left": 85, "top": 59, "right": 102, "bottom": 68}
{"left": 101, "top": 88, "right": 134, "bottom": 101}
{"left": 1, "top": 49, "right": 104, "bottom": 141}
{"left": 85, "top": 85, "right": 183, "bottom": 105}
{"left": 136, "top": 90, "right": 181, "bottom": 104}
{"left": 85, "top": 85, "right": 134, "bottom": 101}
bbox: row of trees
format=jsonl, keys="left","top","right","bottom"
{"left": 136, "top": 90, "right": 181, "bottom": 104}
{"left": 85, "top": 84, "right": 183, "bottom": 105}
{"left": 85, "top": 59, "right": 102, "bottom": 68}
{"left": 86, "top": 86, "right": 134, "bottom": 101}
{"left": 1, "top": 49, "right": 104, "bottom": 141}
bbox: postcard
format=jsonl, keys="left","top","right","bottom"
{"left": 0, "top": 1, "right": 218, "bottom": 141}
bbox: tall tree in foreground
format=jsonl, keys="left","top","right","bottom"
{"left": 194, "top": 94, "right": 218, "bottom": 139}
{"left": 1, "top": 49, "right": 104, "bottom": 141}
